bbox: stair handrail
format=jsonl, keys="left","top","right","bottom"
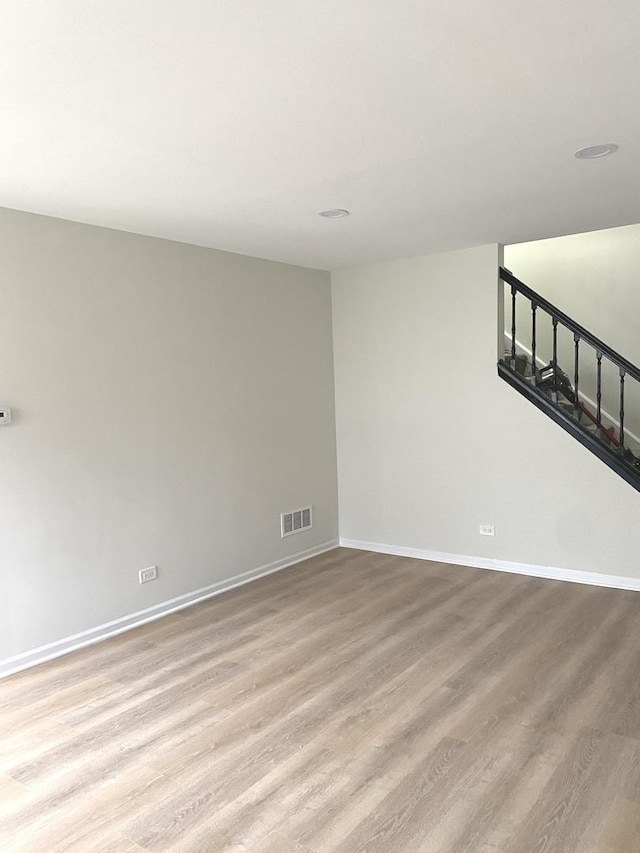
{"left": 500, "top": 267, "right": 640, "bottom": 382}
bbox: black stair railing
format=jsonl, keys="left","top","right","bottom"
{"left": 499, "top": 267, "right": 640, "bottom": 491}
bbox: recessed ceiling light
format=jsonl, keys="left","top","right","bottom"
{"left": 318, "top": 208, "right": 350, "bottom": 218}
{"left": 574, "top": 143, "right": 618, "bottom": 159}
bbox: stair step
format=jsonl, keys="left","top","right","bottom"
{"left": 547, "top": 396, "right": 618, "bottom": 444}
{"left": 502, "top": 353, "right": 627, "bottom": 454}
{"left": 503, "top": 353, "right": 530, "bottom": 376}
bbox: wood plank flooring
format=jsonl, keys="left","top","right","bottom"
{"left": 2, "top": 547, "right": 640, "bottom": 851}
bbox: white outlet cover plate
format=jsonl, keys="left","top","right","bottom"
{"left": 0, "top": 408, "right": 12, "bottom": 425}
{"left": 479, "top": 525, "right": 495, "bottom": 536}
{"left": 139, "top": 566, "right": 158, "bottom": 584}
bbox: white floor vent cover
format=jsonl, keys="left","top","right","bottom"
{"left": 281, "top": 506, "right": 313, "bottom": 537}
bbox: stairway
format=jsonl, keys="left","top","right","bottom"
{"left": 498, "top": 268, "right": 640, "bottom": 493}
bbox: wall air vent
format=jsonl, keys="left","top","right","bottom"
{"left": 281, "top": 506, "right": 313, "bottom": 538}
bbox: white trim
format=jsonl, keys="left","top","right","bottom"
{"left": 504, "top": 332, "right": 640, "bottom": 447}
{"left": 0, "top": 539, "right": 339, "bottom": 679}
{"left": 340, "top": 538, "right": 640, "bottom": 592}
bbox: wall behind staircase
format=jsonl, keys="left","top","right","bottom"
{"left": 505, "top": 224, "right": 640, "bottom": 363}
{"left": 332, "top": 243, "right": 640, "bottom": 580}
{"left": 505, "top": 224, "right": 640, "bottom": 437}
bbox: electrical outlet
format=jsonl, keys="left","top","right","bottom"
{"left": 139, "top": 566, "right": 158, "bottom": 584}
{"left": 479, "top": 524, "right": 495, "bottom": 536}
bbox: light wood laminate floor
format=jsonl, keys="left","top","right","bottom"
{"left": 2, "top": 547, "right": 640, "bottom": 852}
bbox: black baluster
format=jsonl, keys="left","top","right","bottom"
{"left": 619, "top": 368, "right": 626, "bottom": 451}
{"left": 511, "top": 285, "right": 517, "bottom": 368}
{"left": 573, "top": 334, "right": 580, "bottom": 419}
{"left": 531, "top": 301, "right": 537, "bottom": 385}
{"left": 552, "top": 317, "right": 558, "bottom": 402}
{"left": 596, "top": 352, "right": 602, "bottom": 437}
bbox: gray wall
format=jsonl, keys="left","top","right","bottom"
{"left": 332, "top": 244, "right": 640, "bottom": 577}
{"left": 0, "top": 208, "right": 338, "bottom": 664}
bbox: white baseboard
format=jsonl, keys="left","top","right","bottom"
{"left": 340, "top": 538, "right": 640, "bottom": 592}
{"left": 0, "top": 539, "right": 339, "bottom": 680}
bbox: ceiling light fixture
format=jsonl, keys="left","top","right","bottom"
{"left": 574, "top": 143, "right": 618, "bottom": 159}
{"left": 318, "top": 208, "right": 350, "bottom": 218}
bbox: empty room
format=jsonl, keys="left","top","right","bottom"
{"left": 2, "top": 2, "right": 640, "bottom": 851}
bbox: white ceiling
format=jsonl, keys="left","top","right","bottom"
{"left": 1, "top": 1, "right": 639, "bottom": 270}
